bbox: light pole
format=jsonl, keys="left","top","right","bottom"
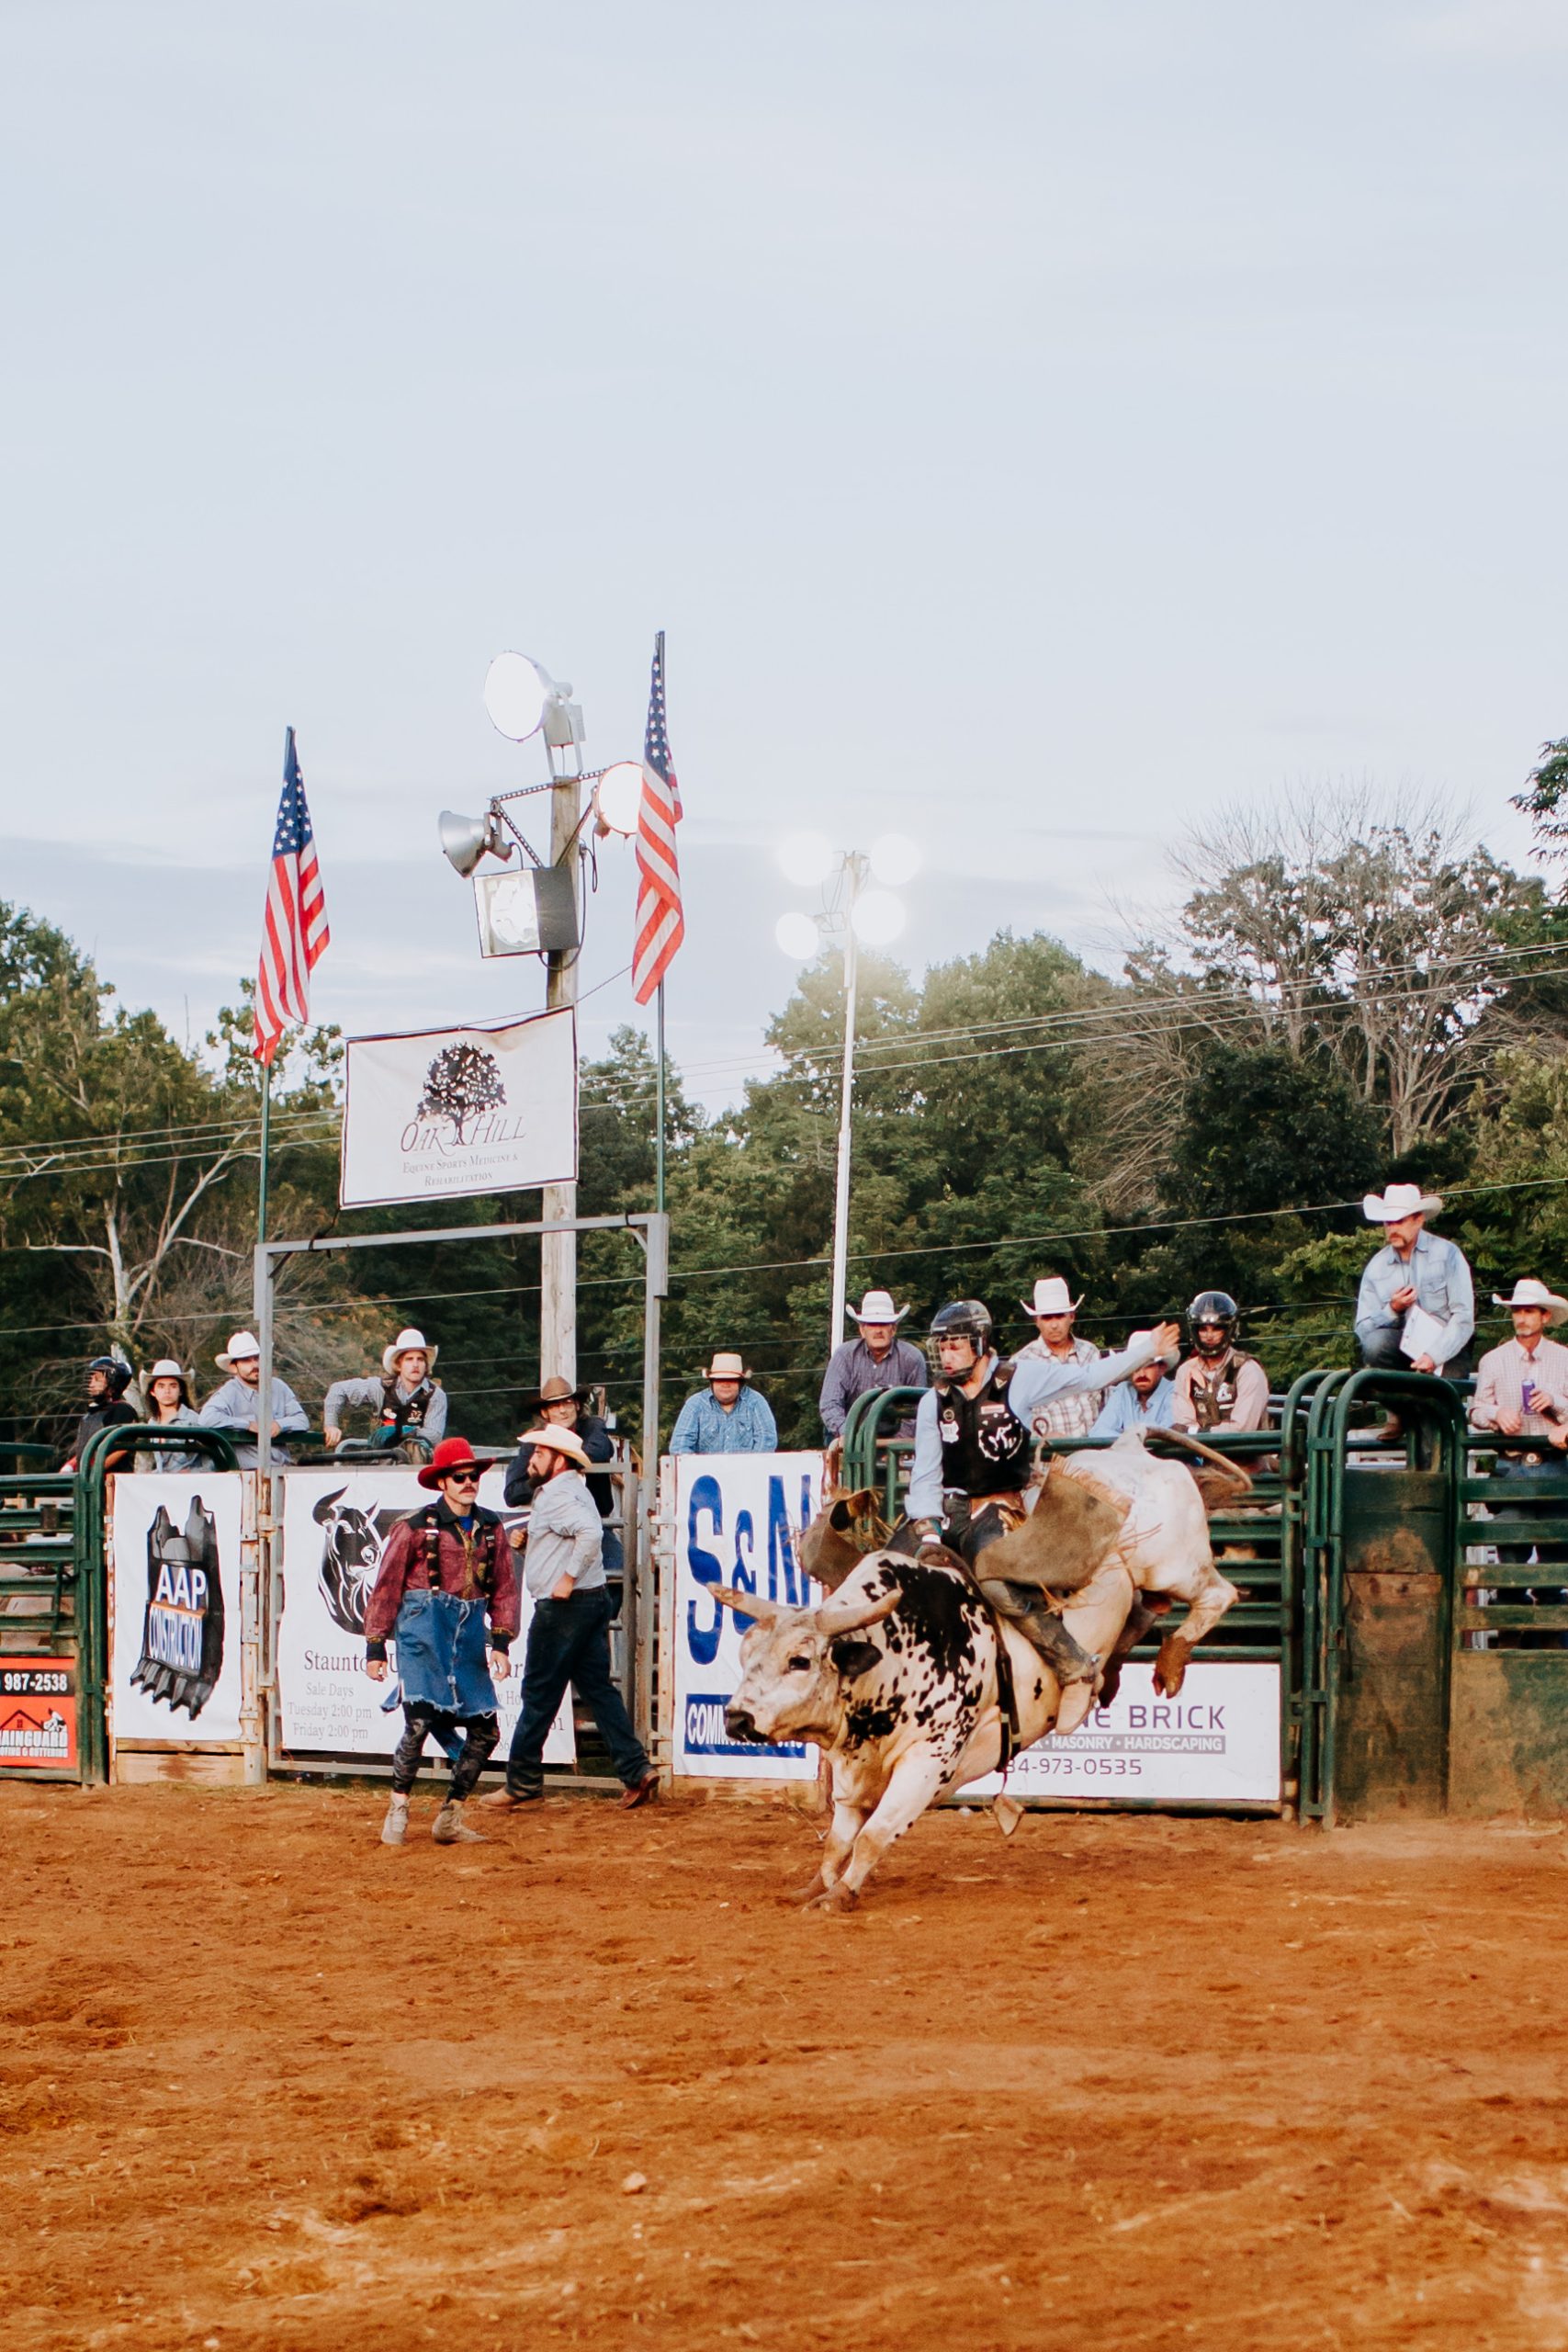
{"left": 776, "top": 833, "right": 919, "bottom": 1353}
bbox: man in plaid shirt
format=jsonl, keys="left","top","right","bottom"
{"left": 1015, "top": 1277, "right": 1106, "bottom": 1441}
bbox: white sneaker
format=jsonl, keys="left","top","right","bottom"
{"left": 381, "top": 1796, "right": 409, "bottom": 1847}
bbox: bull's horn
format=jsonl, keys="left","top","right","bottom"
{"left": 709, "top": 1584, "right": 788, "bottom": 1625}
{"left": 814, "top": 1585, "right": 902, "bottom": 1636}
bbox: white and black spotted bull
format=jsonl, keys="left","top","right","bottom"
{"left": 714, "top": 1544, "right": 1139, "bottom": 1914}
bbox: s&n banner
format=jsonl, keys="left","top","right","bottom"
{"left": 340, "top": 1005, "right": 579, "bottom": 1209}
{"left": 110, "top": 1475, "right": 246, "bottom": 1745}
{"left": 669, "top": 1451, "right": 824, "bottom": 1782}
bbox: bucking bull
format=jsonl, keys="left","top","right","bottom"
{"left": 712, "top": 1430, "right": 1246, "bottom": 1911}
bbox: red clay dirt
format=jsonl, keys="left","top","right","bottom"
{"left": 5, "top": 1782, "right": 1568, "bottom": 2350}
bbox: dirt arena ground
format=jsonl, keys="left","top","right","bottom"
{"left": 6, "top": 1784, "right": 1568, "bottom": 2351}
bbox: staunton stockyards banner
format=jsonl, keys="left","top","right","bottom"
{"left": 340, "top": 1005, "right": 579, "bottom": 1209}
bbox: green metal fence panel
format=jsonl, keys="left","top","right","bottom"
{"left": 1448, "top": 1435, "right": 1568, "bottom": 1816}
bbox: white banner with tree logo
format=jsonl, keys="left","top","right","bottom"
{"left": 340, "top": 1006, "right": 579, "bottom": 1208}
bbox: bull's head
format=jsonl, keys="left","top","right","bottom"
{"left": 713, "top": 1579, "right": 901, "bottom": 1747}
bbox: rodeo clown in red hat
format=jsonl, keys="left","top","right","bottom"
{"left": 362, "top": 1436, "right": 519, "bottom": 1847}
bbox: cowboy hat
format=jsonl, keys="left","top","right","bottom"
{"left": 144, "top": 1358, "right": 195, "bottom": 1408}
{"left": 382, "top": 1327, "right": 438, "bottom": 1374}
{"left": 1363, "top": 1183, "right": 1443, "bottom": 1223}
{"left": 215, "top": 1329, "right": 261, "bottom": 1371}
{"left": 417, "top": 1435, "right": 486, "bottom": 1490}
{"left": 703, "top": 1351, "right": 750, "bottom": 1382}
{"left": 515, "top": 1424, "right": 593, "bottom": 1473}
{"left": 1493, "top": 1278, "right": 1568, "bottom": 1328}
{"left": 1130, "top": 1329, "right": 1180, "bottom": 1369}
{"left": 850, "top": 1289, "right": 909, "bottom": 1326}
{"left": 520, "top": 1374, "right": 589, "bottom": 1421}
{"left": 1020, "top": 1276, "right": 1082, "bottom": 1317}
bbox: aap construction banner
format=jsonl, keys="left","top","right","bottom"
{"left": 963, "top": 1662, "right": 1280, "bottom": 1806}
{"left": 670, "top": 1451, "right": 825, "bottom": 1782}
{"left": 276, "top": 1466, "right": 574, "bottom": 1768}
{"left": 110, "top": 1474, "right": 245, "bottom": 1744}
{"left": 340, "top": 1005, "right": 579, "bottom": 1208}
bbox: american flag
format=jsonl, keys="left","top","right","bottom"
{"left": 632, "top": 631, "right": 684, "bottom": 1006}
{"left": 253, "top": 727, "right": 330, "bottom": 1065}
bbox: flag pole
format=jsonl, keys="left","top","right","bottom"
{"left": 257, "top": 1057, "right": 272, "bottom": 1248}
{"left": 655, "top": 979, "right": 666, "bottom": 1216}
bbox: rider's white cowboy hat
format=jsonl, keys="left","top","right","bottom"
{"left": 382, "top": 1327, "right": 438, "bottom": 1374}
{"left": 515, "top": 1424, "right": 593, "bottom": 1472}
{"left": 1362, "top": 1183, "right": 1443, "bottom": 1223}
{"left": 703, "top": 1351, "right": 750, "bottom": 1382}
{"left": 215, "top": 1329, "right": 261, "bottom": 1370}
{"left": 1021, "top": 1276, "right": 1082, "bottom": 1317}
{"left": 1493, "top": 1278, "right": 1568, "bottom": 1327}
{"left": 851, "top": 1289, "right": 909, "bottom": 1326}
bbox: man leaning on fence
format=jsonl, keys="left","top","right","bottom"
{"left": 669, "top": 1352, "right": 778, "bottom": 1454}
{"left": 819, "top": 1290, "right": 927, "bottom": 1444}
{"left": 1015, "top": 1277, "right": 1106, "bottom": 1440}
{"left": 1470, "top": 1278, "right": 1568, "bottom": 1649}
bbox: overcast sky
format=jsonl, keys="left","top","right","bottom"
{"left": 2, "top": 0, "right": 1564, "bottom": 1113}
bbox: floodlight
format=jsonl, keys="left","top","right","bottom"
{"left": 778, "top": 831, "right": 836, "bottom": 888}
{"left": 776, "top": 910, "right": 822, "bottom": 959}
{"left": 851, "top": 888, "right": 905, "bottom": 946}
{"left": 870, "top": 833, "right": 920, "bottom": 888}
{"left": 595, "top": 761, "right": 646, "bottom": 836}
{"left": 483, "top": 650, "right": 557, "bottom": 741}
{"left": 440, "top": 808, "right": 512, "bottom": 878}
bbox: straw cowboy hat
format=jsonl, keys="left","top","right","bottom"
{"left": 382, "top": 1327, "right": 438, "bottom": 1374}
{"left": 215, "top": 1329, "right": 261, "bottom": 1371}
{"left": 417, "top": 1435, "right": 486, "bottom": 1489}
{"left": 1021, "top": 1276, "right": 1083, "bottom": 1317}
{"left": 144, "top": 1358, "right": 196, "bottom": 1408}
{"left": 850, "top": 1289, "right": 910, "bottom": 1326}
{"left": 514, "top": 1423, "right": 594, "bottom": 1473}
{"left": 703, "top": 1351, "right": 751, "bottom": 1382}
{"left": 1493, "top": 1278, "right": 1568, "bottom": 1328}
{"left": 519, "top": 1374, "right": 589, "bottom": 1421}
{"left": 1363, "top": 1182, "right": 1443, "bottom": 1223}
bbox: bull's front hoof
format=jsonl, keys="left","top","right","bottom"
{"left": 786, "top": 1871, "right": 828, "bottom": 1905}
{"left": 1153, "top": 1634, "right": 1191, "bottom": 1696}
{"left": 806, "top": 1883, "right": 859, "bottom": 1916}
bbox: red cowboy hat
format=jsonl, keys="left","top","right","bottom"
{"left": 417, "top": 1436, "right": 485, "bottom": 1490}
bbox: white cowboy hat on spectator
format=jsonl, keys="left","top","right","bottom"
{"left": 1021, "top": 1276, "right": 1083, "bottom": 1317}
{"left": 1493, "top": 1279, "right": 1568, "bottom": 1328}
{"left": 382, "top": 1327, "right": 438, "bottom": 1374}
{"left": 215, "top": 1330, "right": 261, "bottom": 1370}
{"left": 145, "top": 1358, "right": 196, "bottom": 1406}
{"left": 703, "top": 1351, "right": 750, "bottom": 1382}
{"left": 851, "top": 1289, "right": 909, "bottom": 1325}
{"left": 516, "top": 1424, "right": 593, "bottom": 1472}
{"left": 1363, "top": 1182, "right": 1443, "bottom": 1222}
{"left": 1131, "top": 1329, "right": 1180, "bottom": 1368}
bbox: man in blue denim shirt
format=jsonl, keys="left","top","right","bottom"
{"left": 669, "top": 1351, "right": 778, "bottom": 1454}
{"left": 1355, "top": 1185, "right": 1475, "bottom": 1378}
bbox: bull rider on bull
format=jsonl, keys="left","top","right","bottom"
{"left": 895, "top": 1298, "right": 1181, "bottom": 1685}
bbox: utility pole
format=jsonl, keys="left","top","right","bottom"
{"left": 539, "top": 749, "right": 582, "bottom": 1385}
{"left": 828, "top": 869, "right": 862, "bottom": 1353}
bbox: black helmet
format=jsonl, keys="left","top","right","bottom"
{"left": 87, "top": 1354, "right": 132, "bottom": 1397}
{"left": 930, "top": 1299, "right": 994, "bottom": 1361}
{"left": 1188, "top": 1292, "right": 1238, "bottom": 1353}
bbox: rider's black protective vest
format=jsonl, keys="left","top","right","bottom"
{"left": 932, "top": 1359, "right": 1032, "bottom": 1498}
{"left": 380, "top": 1374, "right": 439, "bottom": 1438}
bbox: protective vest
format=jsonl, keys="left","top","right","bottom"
{"left": 933, "top": 1359, "right": 1032, "bottom": 1498}
{"left": 1187, "top": 1350, "right": 1257, "bottom": 1430}
{"left": 413, "top": 1504, "right": 499, "bottom": 1600}
{"left": 380, "top": 1374, "right": 439, "bottom": 1438}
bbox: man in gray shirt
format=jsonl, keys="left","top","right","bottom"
{"left": 819, "top": 1289, "right": 928, "bottom": 1441}
{"left": 322, "top": 1327, "right": 447, "bottom": 1454}
{"left": 198, "top": 1330, "right": 308, "bottom": 1467}
{"left": 482, "top": 1423, "right": 658, "bottom": 1814}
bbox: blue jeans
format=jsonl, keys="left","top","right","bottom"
{"left": 506, "top": 1587, "right": 648, "bottom": 1793}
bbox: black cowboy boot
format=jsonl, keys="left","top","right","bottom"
{"left": 981, "top": 1579, "right": 1099, "bottom": 1686}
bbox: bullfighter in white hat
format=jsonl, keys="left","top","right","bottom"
{"left": 818, "top": 1288, "right": 928, "bottom": 1442}
{"left": 1355, "top": 1183, "right": 1474, "bottom": 1378}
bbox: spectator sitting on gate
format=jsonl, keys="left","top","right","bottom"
{"left": 199, "top": 1330, "right": 309, "bottom": 1468}
{"left": 504, "top": 1374, "right": 622, "bottom": 1577}
{"left": 65, "top": 1351, "right": 140, "bottom": 1472}
{"left": 322, "top": 1327, "right": 447, "bottom": 1455}
{"left": 135, "top": 1359, "right": 204, "bottom": 1473}
{"left": 669, "top": 1351, "right": 778, "bottom": 1455}
{"left": 818, "top": 1289, "right": 927, "bottom": 1442}
{"left": 1089, "top": 1333, "right": 1179, "bottom": 1436}
{"left": 1016, "top": 1277, "right": 1105, "bottom": 1440}
{"left": 1355, "top": 1183, "right": 1475, "bottom": 1379}
{"left": 1170, "top": 1292, "right": 1270, "bottom": 1432}
{"left": 1469, "top": 1279, "right": 1568, "bottom": 1649}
